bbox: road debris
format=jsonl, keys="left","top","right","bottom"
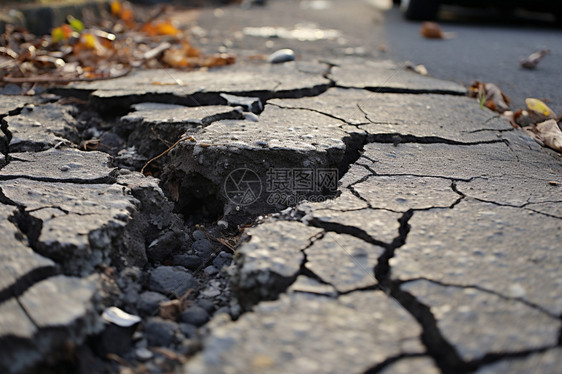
{"left": 520, "top": 49, "right": 549, "bottom": 69}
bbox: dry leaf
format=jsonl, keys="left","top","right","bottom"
{"left": 159, "top": 299, "right": 184, "bottom": 320}
{"left": 420, "top": 22, "right": 443, "bottom": 39}
{"left": 524, "top": 119, "right": 562, "bottom": 152}
{"left": 469, "top": 81, "right": 510, "bottom": 113}
{"left": 520, "top": 49, "right": 549, "bottom": 69}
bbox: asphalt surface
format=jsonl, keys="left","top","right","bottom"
{"left": 1, "top": 1, "right": 562, "bottom": 373}
{"left": 383, "top": 4, "right": 562, "bottom": 113}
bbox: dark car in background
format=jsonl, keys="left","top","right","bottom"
{"left": 398, "top": 0, "right": 562, "bottom": 21}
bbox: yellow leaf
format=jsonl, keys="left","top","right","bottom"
{"left": 110, "top": 0, "right": 122, "bottom": 16}
{"left": 526, "top": 98, "right": 554, "bottom": 117}
{"left": 52, "top": 27, "right": 64, "bottom": 42}
{"left": 81, "top": 33, "right": 97, "bottom": 49}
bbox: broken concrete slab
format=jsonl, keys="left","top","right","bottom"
{"left": 185, "top": 291, "right": 424, "bottom": 374}
{"left": 328, "top": 59, "right": 467, "bottom": 95}
{"left": 359, "top": 142, "right": 514, "bottom": 180}
{"left": 55, "top": 62, "right": 331, "bottom": 113}
{"left": 456, "top": 175, "right": 562, "bottom": 214}
{"left": 230, "top": 220, "right": 323, "bottom": 309}
{"left": 0, "top": 276, "right": 101, "bottom": 374}
{"left": 0, "top": 178, "right": 147, "bottom": 275}
{"left": 0, "top": 204, "right": 56, "bottom": 303}
{"left": 352, "top": 176, "right": 460, "bottom": 211}
{"left": 304, "top": 232, "right": 383, "bottom": 293}
{"left": 301, "top": 207, "right": 402, "bottom": 245}
{"left": 390, "top": 200, "right": 562, "bottom": 316}
{"left": 271, "top": 88, "right": 510, "bottom": 143}
{"left": 121, "top": 103, "right": 244, "bottom": 128}
{"left": 121, "top": 103, "right": 244, "bottom": 159}
{"left": 475, "top": 347, "right": 562, "bottom": 374}
{"left": 0, "top": 148, "right": 116, "bottom": 183}
{"left": 1, "top": 103, "right": 79, "bottom": 152}
{"left": 401, "top": 280, "right": 560, "bottom": 362}
{"left": 163, "top": 105, "right": 347, "bottom": 225}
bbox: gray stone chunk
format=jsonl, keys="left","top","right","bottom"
{"left": 305, "top": 232, "right": 383, "bottom": 292}
{"left": 185, "top": 291, "right": 424, "bottom": 374}
{"left": 212, "top": 251, "right": 233, "bottom": 270}
{"left": 0, "top": 204, "right": 56, "bottom": 302}
{"left": 0, "top": 276, "right": 101, "bottom": 374}
{"left": 192, "top": 239, "right": 213, "bottom": 259}
{"left": 0, "top": 148, "right": 115, "bottom": 183}
{"left": 60, "top": 63, "right": 330, "bottom": 111}
{"left": 329, "top": 59, "right": 466, "bottom": 95}
{"left": 391, "top": 200, "right": 562, "bottom": 316}
{"left": 401, "top": 280, "right": 560, "bottom": 361}
{"left": 352, "top": 176, "right": 459, "bottom": 211}
{"left": 173, "top": 254, "right": 203, "bottom": 271}
{"left": 180, "top": 306, "right": 209, "bottom": 327}
{"left": 379, "top": 357, "right": 440, "bottom": 374}
{"left": 231, "top": 220, "right": 323, "bottom": 308}
{"left": 137, "top": 291, "right": 169, "bottom": 317}
{"left": 0, "top": 178, "right": 146, "bottom": 275}
{"left": 475, "top": 348, "right": 562, "bottom": 374}
{"left": 144, "top": 317, "right": 178, "bottom": 347}
{"left": 149, "top": 266, "right": 197, "bottom": 298}
{"left": 2, "top": 103, "right": 79, "bottom": 152}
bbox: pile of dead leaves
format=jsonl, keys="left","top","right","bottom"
{"left": 469, "top": 81, "right": 562, "bottom": 153}
{"left": 0, "top": 0, "right": 235, "bottom": 90}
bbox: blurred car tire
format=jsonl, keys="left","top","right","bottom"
{"left": 401, "top": 0, "right": 440, "bottom": 20}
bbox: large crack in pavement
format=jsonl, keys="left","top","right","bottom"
{"left": 1, "top": 42, "right": 561, "bottom": 374}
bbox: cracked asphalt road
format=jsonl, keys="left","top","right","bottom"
{"left": 0, "top": 0, "right": 561, "bottom": 373}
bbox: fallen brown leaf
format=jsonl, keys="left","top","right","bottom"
{"left": 523, "top": 119, "right": 562, "bottom": 152}
{"left": 469, "top": 81, "right": 510, "bottom": 113}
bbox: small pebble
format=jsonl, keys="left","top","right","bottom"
{"left": 180, "top": 306, "right": 209, "bottom": 327}
{"left": 135, "top": 347, "right": 153, "bottom": 362}
{"left": 200, "top": 287, "right": 221, "bottom": 298}
{"left": 204, "top": 265, "right": 219, "bottom": 276}
{"left": 192, "top": 230, "right": 207, "bottom": 241}
{"left": 192, "top": 239, "right": 213, "bottom": 258}
{"left": 213, "top": 252, "right": 233, "bottom": 270}
{"left": 172, "top": 254, "right": 203, "bottom": 271}
{"left": 144, "top": 318, "right": 178, "bottom": 347}
{"left": 268, "top": 48, "right": 296, "bottom": 64}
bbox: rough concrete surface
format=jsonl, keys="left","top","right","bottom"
{"left": 0, "top": 0, "right": 561, "bottom": 373}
